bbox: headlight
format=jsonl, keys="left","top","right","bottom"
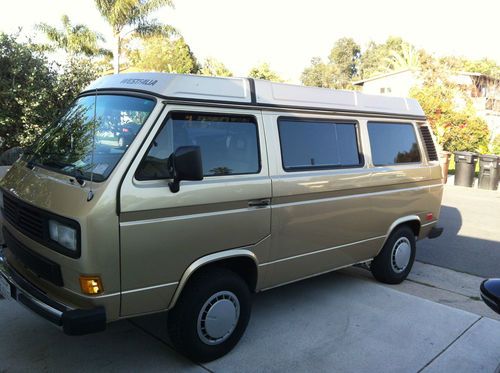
{"left": 49, "top": 220, "right": 77, "bottom": 251}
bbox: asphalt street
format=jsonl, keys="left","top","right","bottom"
{"left": 417, "top": 181, "right": 500, "bottom": 278}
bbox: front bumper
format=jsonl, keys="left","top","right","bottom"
{"left": 0, "top": 247, "right": 106, "bottom": 335}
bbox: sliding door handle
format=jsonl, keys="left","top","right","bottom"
{"left": 248, "top": 199, "right": 270, "bottom": 208}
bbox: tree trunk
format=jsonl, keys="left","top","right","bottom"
{"left": 113, "top": 33, "right": 121, "bottom": 74}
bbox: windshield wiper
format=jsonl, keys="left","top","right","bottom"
{"left": 43, "top": 160, "right": 86, "bottom": 186}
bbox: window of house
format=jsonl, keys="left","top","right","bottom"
{"left": 368, "top": 122, "right": 421, "bottom": 165}
{"left": 278, "top": 118, "right": 361, "bottom": 171}
{"left": 136, "top": 112, "right": 260, "bottom": 180}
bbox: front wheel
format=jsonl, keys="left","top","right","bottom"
{"left": 167, "top": 267, "right": 251, "bottom": 362}
{"left": 371, "top": 225, "right": 416, "bottom": 284}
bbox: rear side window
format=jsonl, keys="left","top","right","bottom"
{"left": 136, "top": 112, "right": 260, "bottom": 180}
{"left": 368, "top": 122, "right": 421, "bottom": 166}
{"left": 278, "top": 118, "right": 361, "bottom": 171}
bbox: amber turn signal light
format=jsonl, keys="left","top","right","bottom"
{"left": 80, "top": 276, "right": 103, "bottom": 295}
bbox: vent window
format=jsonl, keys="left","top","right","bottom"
{"left": 419, "top": 126, "right": 438, "bottom": 161}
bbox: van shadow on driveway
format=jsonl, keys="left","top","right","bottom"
{"left": 417, "top": 205, "right": 500, "bottom": 278}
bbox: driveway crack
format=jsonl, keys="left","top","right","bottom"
{"left": 416, "top": 316, "right": 482, "bottom": 372}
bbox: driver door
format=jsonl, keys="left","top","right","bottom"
{"left": 118, "top": 105, "right": 271, "bottom": 316}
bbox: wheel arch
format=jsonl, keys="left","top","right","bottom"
{"left": 168, "top": 249, "right": 258, "bottom": 310}
{"left": 375, "top": 215, "right": 421, "bottom": 256}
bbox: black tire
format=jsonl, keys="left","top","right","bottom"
{"left": 167, "top": 267, "right": 251, "bottom": 362}
{"left": 371, "top": 225, "right": 416, "bottom": 284}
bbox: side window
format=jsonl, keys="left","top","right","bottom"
{"left": 368, "top": 122, "right": 421, "bottom": 166}
{"left": 278, "top": 118, "right": 361, "bottom": 171}
{"left": 136, "top": 112, "right": 260, "bottom": 180}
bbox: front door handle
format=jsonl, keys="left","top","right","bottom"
{"left": 248, "top": 199, "right": 270, "bottom": 208}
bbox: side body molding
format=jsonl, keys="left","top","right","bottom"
{"left": 168, "top": 249, "right": 259, "bottom": 309}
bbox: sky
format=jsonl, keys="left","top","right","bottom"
{"left": 1, "top": 0, "right": 499, "bottom": 83}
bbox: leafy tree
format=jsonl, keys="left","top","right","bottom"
{"left": 94, "top": 0, "right": 175, "bottom": 73}
{"left": 126, "top": 35, "right": 198, "bottom": 73}
{"left": 301, "top": 57, "right": 335, "bottom": 88}
{"left": 359, "top": 36, "right": 405, "bottom": 79}
{"left": 36, "top": 15, "right": 111, "bottom": 58}
{"left": 199, "top": 58, "right": 233, "bottom": 77}
{"left": 0, "top": 33, "right": 57, "bottom": 150}
{"left": 248, "top": 62, "right": 283, "bottom": 82}
{"left": 0, "top": 33, "right": 100, "bottom": 151}
{"left": 440, "top": 56, "right": 500, "bottom": 79}
{"left": 328, "top": 37, "right": 361, "bottom": 86}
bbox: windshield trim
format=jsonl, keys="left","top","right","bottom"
{"left": 27, "top": 93, "right": 159, "bottom": 183}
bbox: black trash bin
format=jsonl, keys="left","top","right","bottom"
{"left": 454, "top": 151, "right": 478, "bottom": 187}
{"left": 478, "top": 154, "right": 499, "bottom": 190}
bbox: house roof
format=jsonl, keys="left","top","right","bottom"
{"left": 84, "top": 72, "right": 426, "bottom": 119}
{"left": 352, "top": 69, "right": 416, "bottom": 86}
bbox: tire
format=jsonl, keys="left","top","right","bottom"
{"left": 371, "top": 225, "right": 416, "bottom": 284}
{"left": 167, "top": 267, "right": 251, "bottom": 362}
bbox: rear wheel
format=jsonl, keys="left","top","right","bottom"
{"left": 167, "top": 267, "right": 251, "bottom": 362}
{"left": 371, "top": 225, "right": 416, "bottom": 284}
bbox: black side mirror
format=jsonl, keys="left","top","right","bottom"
{"left": 168, "top": 146, "right": 203, "bottom": 193}
{"left": 480, "top": 279, "right": 500, "bottom": 314}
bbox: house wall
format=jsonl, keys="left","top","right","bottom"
{"left": 359, "top": 70, "right": 421, "bottom": 97}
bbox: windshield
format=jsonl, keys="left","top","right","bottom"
{"left": 27, "top": 94, "right": 156, "bottom": 181}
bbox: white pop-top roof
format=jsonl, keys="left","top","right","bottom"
{"left": 85, "top": 72, "right": 425, "bottom": 118}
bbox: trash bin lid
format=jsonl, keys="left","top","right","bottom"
{"left": 454, "top": 151, "right": 478, "bottom": 163}
{"left": 479, "top": 154, "right": 499, "bottom": 162}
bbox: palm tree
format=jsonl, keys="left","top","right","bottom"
{"left": 37, "top": 15, "right": 111, "bottom": 57}
{"left": 388, "top": 44, "right": 420, "bottom": 71}
{"left": 94, "top": 0, "right": 175, "bottom": 73}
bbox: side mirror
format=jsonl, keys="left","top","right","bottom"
{"left": 480, "top": 278, "right": 500, "bottom": 314}
{"left": 168, "top": 146, "right": 203, "bottom": 193}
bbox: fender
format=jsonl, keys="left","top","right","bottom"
{"left": 375, "top": 215, "right": 421, "bottom": 256}
{"left": 168, "top": 249, "right": 258, "bottom": 309}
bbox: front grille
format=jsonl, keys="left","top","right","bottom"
{"left": 1, "top": 190, "right": 81, "bottom": 258}
{"left": 419, "top": 126, "right": 439, "bottom": 161}
{"left": 3, "top": 192, "right": 45, "bottom": 241}
{"left": 3, "top": 227, "right": 64, "bottom": 286}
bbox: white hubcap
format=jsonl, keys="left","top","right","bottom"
{"left": 391, "top": 237, "right": 411, "bottom": 273}
{"left": 197, "top": 291, "right": 240, "bottom": 345}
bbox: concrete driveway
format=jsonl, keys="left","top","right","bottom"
{"left": 1, "top": 270, "right": 499, "bottom": 372}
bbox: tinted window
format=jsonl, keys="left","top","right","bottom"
{"left": 278, "top": 119, "right": 361, "bottom": 171}
{"left": 136, "top": 113, "right": 259, "bottom": 180}
{"left": 368, "top": 122, "right": 421, "bottom": 165}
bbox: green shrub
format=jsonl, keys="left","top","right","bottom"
{"left": 491, "top": 134, "right": 500, "bottom": 155}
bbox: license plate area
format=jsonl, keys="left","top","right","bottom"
{"left": 0, "top": 275, "right": 12, "bottom": 300}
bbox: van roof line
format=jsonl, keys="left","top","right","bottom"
{"left": 83, "top": 73, "right": 426, "bottom": 119}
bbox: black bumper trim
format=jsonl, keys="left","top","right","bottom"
{"left": 0, "top": 248, "right": 106, "bottom": 335}
{"left": 428, "top": 226, "right": 443, "bottom": 239}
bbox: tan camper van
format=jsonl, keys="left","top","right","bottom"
{"left": 0, "top": 73, "right": 443, "bottom": 362}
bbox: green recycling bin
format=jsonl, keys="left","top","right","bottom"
{"left": 478, "top": 154, "right": 499, "bottom": 191}
{"left": 454, "top": 151, "right": 478, "bottom": 187}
